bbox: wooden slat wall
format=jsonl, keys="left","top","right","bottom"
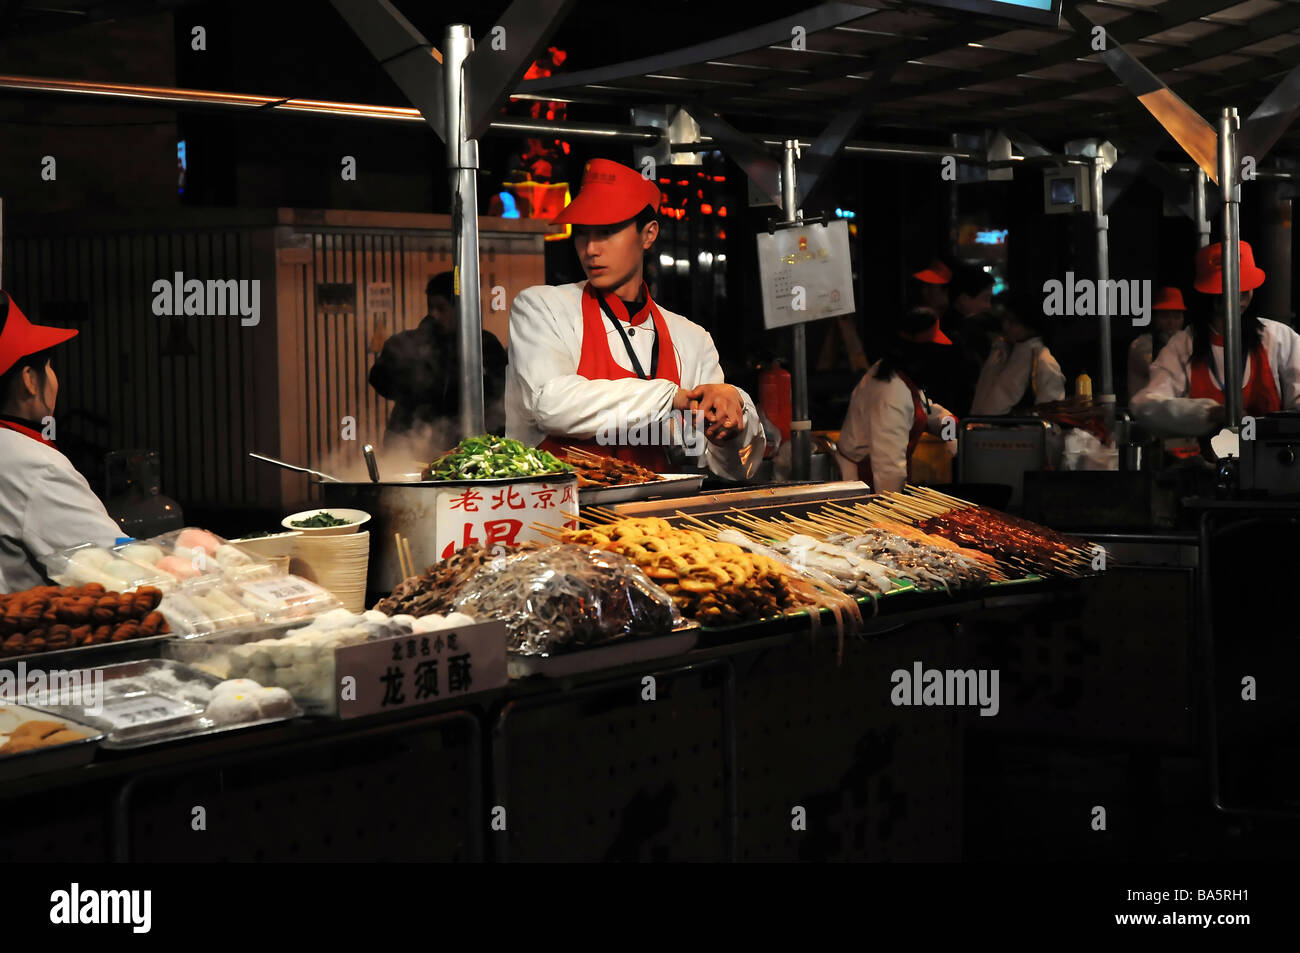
{"left": 3, "top": 226, "right": 269, "bottom": 508}
{"left": 3, "top": 213, "right": 546, "bottom": 514}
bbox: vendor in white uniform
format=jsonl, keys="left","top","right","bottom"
{"left": 970, "top": 296, "right": 1066, "bottom": 415}
{"left": 506, "top": 158, "right": 764, "bottom": 479}
{"left": 835, "top": 307, "right": 957, "bottom": 492}
{"left": 0, "top": 292, "right": 122, "bottom": 592}
{"left": 1126, "top": 286, "right": 1186, "bottom": 400}
{"left": 1132, "top": 241, "right": 1300, "bottom": 436}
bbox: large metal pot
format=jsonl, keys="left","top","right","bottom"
{"left": 320, "top": 472, "right": 578, "bottom": 597}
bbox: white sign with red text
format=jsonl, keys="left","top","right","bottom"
{"left": 433, "top": 477, "right": 578, "bottom": 561}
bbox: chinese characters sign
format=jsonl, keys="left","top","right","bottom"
{"left": 434, "top": 477, "right": 578, "bottom": 561}
{"left": 334, "top": 620, "right": 508, "bottom": 719}
{"left": 755, "top": 219, "right": 855, "bottom": 329}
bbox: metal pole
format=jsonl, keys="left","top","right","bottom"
{"left": 1219, "top": 107, "right": 1243, "bottom": 431}
{"left": 1193, "top": 169, "right": 1210, "bottom": 248}
{"left": 783, "top": 140, "right": 811, "bottom": 481}
{"left": 444, "top": 25, "right": 485, "bottom": 439}
{"left": 1091, "top": 156, "right": 1114, "bottom": 402}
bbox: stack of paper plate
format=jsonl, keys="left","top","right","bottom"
{"left": 291, "top": 531, "right": 370, "bottom": 612}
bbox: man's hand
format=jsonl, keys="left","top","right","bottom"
{"left": 683, "top": 383, "right": 746, "bottom": 443}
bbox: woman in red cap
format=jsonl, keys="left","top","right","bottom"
{"left": 0, "top": 292, "right": 122, "bottom": 592}
{"left": 834, "top": 307, "right": 957, "bottom": 492}
{"left": 1132, "top": 241, "right": 1300, "bottom": 435}
{"left": 506, "top": 158, "right": 764, "bottom": 478}
{"left": 1126, "top": 286, "right": 1186, "bottom": 399}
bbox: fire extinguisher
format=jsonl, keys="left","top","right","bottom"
{"left": 758, "top": 360, "right": 792, "bottom": 445}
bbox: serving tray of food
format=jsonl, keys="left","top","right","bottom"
{"left": 579, "top": 472, "right": 706, "bottom": 505}
{"left": 0, "top": 705, "right": 104, "bottom": 781}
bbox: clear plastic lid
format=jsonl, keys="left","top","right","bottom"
{"left": 44, "top": 543, "right": 179, "bottom": 593}
{"left": 42, "top": 527, "right": 277, "bottom": 591}
{"left": 156, "top": 581, "right": 262, "bottom": 637}
{"left": 232, "top": 575, "right": 341, "bottom": 624}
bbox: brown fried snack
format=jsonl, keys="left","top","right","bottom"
{"left": 138, "top": 611, "right": 168, "bottom": 637}
{"left": 2, "top": 633, "right": 27, "bottom": 656}
{"left": 45, "top": 625, "right": 73, "bottom": 651}
{"left": 110, "top": 621, "right": 140, "bottom": 643}
{"left": 134, "top": 586, "right": 163, "bottom": 613}
{"left": 70, "top": 625, "right": 93, "bottom": 646}
{"left": 91, "top": 624, "right": 113, "bottom": 644}
{"left": 91, "top": 594, "right": 118, "bottom": 623}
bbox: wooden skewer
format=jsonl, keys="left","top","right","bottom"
{"left": 401, "top": 536, "right": 415, "bottom": 580}
{"left": 394, "top": 533, "right": 412, "bottom": 579}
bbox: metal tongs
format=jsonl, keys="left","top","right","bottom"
{"left": 248, "top": 451, "right": 343, "bottom": 483}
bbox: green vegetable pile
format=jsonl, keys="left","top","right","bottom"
{"left": 423, "top": 435, "right": 573, "bottom": 481}
{"left": 290, "top": 511, "right": 353, "bottom": 528}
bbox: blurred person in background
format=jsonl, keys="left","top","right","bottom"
{"left": 970, "top": 293, "right": 1066, "bottom": 416}
{"left": 369, "top": 272, "right": 508, "bottom": 456}
{"left": 1126, "top": 286, "right": 1187, "bottom": 401}
{"left": 836, "top": 306, "right": 957, "bottom": 492}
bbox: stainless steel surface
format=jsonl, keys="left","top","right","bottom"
{"left": 783, "top": 139, "right": 811, "bottom": 482}
{"left": 578, "top": 473, "right": 705, "bottom": 506}
{"left": 363, "top": 444, "right": 380, "bottom": 483}
{"left": 1220, "top": 107, "right": 1244, "bottom": 430}
{"left": 957, "top": 418, "right": 1050, "bottom": 508}
{"left": 322, "top": 472, "right": 579, "bottom": 592}
{"left": 445, "top": 25, "right": 486, "bottom": 442}
{"left": 1092, "top": 155, "right": 1114, "bottom": 400}
{"left": 249, "top": 451, "right": 342, "bottom": 483}
{"left": 1193, "top": 168, "right": 1210, "bottom": 248}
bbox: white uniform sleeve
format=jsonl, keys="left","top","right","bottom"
{"left": 1034, "top": 346, "right": 1066, "bottom": 404}
{"left": 867, "top": 376, "right": 915, "bottom": 493}
{"left": 1130, "top": 329, "right": 1221, "bottom": 435}
{"left": 685, "top": 332, "right": 765, "bottom": 482}
{"left": 23, "top": 461, "right": 123, "bottom": 562}
{"left": 1127, "top": 336, "right": 1152, "bottom": 400}
{"left": 508, "top": 288, "right": 678, "bottom": 439}
{"left": 1266, "top": 319, "right": 1300, "bottom": 410}
{"left": 970, "top": 339, "right": 1019, "bottom": 416}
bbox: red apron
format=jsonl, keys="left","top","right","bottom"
{"left": 857, "top": 371, "right": 929, "bottom": 489}
{"left": 539, "top": 283, "right": 681, "bottom": 472}
{"left": 0, "top": 416, "right": 56, "bottom": 448}
{"left": 1188, "top": 335, "right": 1281, "bottom": 417}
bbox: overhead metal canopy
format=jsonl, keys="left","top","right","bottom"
{"left": 511, "top": 0, "right": 1300, "bottom": 149}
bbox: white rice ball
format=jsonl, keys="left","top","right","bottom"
{"left": 205, "top": 691, "right": 262, "bottom": 725}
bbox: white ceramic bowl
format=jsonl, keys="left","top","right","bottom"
{"left": 281, "top": 508, "right": 371, "bottom": 536}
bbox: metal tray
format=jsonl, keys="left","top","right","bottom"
{"left": 33, "top": 658, "right": 302, "bottom": 750}
{"left": 508, "top": 626, "right": 699, "bottom": 678}
{"left": 0, "top": 704, "right": 103, "bottom": 782}
{"left": 0, "top": 633, "right": 173, "bottom": 671}
{"left": 579, "top": 473, "right": 706, "bottom": 506}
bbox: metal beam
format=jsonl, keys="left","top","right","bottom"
{"left": 516, "top": 2, "right": 870, "bottom": 94}
{"left": 688, "top": 110, "right": 785, "bottom": 207}
{"left": 330, "top": 0, "right": 445, "bottom": 141}
{"left": 1238, "top": 61, "right": 1300, "bottom": 164}
{"left": 463, "top": 0, "right": 576, "bottom": 140}
{"left": 796, "top": 58, "right": 898, "bottom": 205}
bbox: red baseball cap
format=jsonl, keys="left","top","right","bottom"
{"left": 1152, "top": 287, "right": 1186, "bottom": 311}
{"left": 1194, "top": 241, "right": 1265, "bottom": 294}
{"left": 0, "top": 292, "right": 77, "bottom": 378}
{"left": 912, "top": 260, "right": 952, "bottom": 285}
{"left": 899, "top": 308, "right": 952, "bottom": 346}
{"left": 551, "top": 158, "right": 661, "bottom": 226}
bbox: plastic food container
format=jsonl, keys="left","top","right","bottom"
{"left": 44, "top": 543, "right": 178, "bottom": 593}
{"left": 0, "top": 705, "right": 103, "bottom": 781}
{"left": 164, "top": 608, "right": 447, "bottom": 716}
{"left": 33, "top": 659, "right": 301, "bottom": 748}
{"left": 158, "top": 574, "right": 341, "bottom": 637}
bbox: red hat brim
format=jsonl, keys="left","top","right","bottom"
{"left": 551, "top": 158, "right": 661, "bottom": 226}
{"left": 0, "top": 294, "right": 78, "bottom": 377}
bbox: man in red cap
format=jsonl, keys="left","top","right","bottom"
{"left": 1126, "top": 286, "right": 1186, "bottom": 399}
{"left": 505, "top": 158, "right": 764, "bottom": 478}
{"left": 0, "top": 292, "right": 122, "bottom": 592}
{"left": 1132, "top": 240, "right": 1300, "bottom": 435}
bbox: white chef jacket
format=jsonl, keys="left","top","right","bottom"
{"left": 970, "top": 336, "right": 1066, "bottom": 416}
{"left": 836, "top": 362, "right": 956, "bottom": 493}
{"left": 0, "top": 428, "right": 123, "bottom": 593}
{"left": 1127, "top": 333, "right": 1156, "bottom": 400}
{"left": 1130, "top": 318, "right": 1300, "bottom": 436}
{"left": 505, "top": 282, "right": 765, "bottom": 481}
